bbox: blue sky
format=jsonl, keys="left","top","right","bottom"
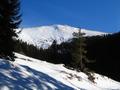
{"left": 21, "top": 0, "right": 120, "bottom": 33}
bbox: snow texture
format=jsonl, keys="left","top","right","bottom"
{"left": 17, "top": 25, "right": 106, "bottom": 48}
{"left": 0, "top": 53, "right": 120, "bottom": 90}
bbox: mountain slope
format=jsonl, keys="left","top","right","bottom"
{"left": 0, "top": 53, "right": 120, "bottom": 90}
{"left": 18, "top": 25, "right": 106, "bottom": 48}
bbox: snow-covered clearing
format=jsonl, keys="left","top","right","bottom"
{"left": 0, "top": 53, "right": 120, "bottom": 90}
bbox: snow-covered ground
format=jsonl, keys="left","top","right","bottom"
{"left": 0, "top": 53, "right": 120, "bottom": 90}
{"left": 18, "top": 25, "right": 106, "bottom": 48}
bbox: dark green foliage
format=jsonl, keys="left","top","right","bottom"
{"left": 15, "top": 39, "right": 71, "bottom": 64}
{"left": 0, "top": 0, "right": 21, "bottom": 60}
{"left": 70, "top": 29, "right": 88, "bottom": 71}
{"left": 86, "top": 32, "right": 120, "bottom": 81}
{"left": 15, "top": 40, "right": 62, "bottom": 63}
{"left": 15, "top": 40, "right": 45, "bottom": 60}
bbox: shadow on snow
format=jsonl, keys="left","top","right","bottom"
{"left": 0, "top": 62, "right": 76, "bottom": 90}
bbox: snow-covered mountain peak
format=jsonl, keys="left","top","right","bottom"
{"left": 18, "top": 25, "right": 106, "bottom": 48}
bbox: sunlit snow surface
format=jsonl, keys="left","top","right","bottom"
{"left": 0, "top": 53, "right": 120, "bottom": 90}
{"left": 18, "top": 25, "right": 106, "bottom": 48}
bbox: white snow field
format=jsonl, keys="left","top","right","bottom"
{"left": 0, "top": 53, "right": 120, "bottom": 90}
{"left": 18, "top": 25, "right": 106, "bottom": 48}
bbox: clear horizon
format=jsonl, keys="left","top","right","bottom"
{"left": 21, "top": 0, "right": 120, "bottom": 33}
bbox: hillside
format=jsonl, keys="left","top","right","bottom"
{"left": 18, "top": 25, "right": 106, "bottom": 48}
{"left": 0, "top": 53, "right": 120, "bottom": 90}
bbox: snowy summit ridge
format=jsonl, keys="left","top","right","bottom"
{"left": 18, "top": 25, "right": 106, "bottom": 48}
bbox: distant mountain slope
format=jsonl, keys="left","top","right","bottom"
{"left": 0, "top": 53, "right": 120, "bottom": 90}
{"left": 18, "top": 25, "right": 106, "bottom": 48}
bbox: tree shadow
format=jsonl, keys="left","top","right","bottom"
{"left": 0, "top": 63, "right": 77, "bottom": 90}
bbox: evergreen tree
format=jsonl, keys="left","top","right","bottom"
{"left": 0, "top": 0, "right": 21, "bottom": 60}
{"left": 49, "top": 40, "right": 59, "bottom": 63}
{"left": 71, "top": 29, "right": 88, "bottom": 71}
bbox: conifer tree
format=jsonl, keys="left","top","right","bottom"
{"left": 50, "top": 40, "right": 58, "bottom": 63}
{"left": 71, "top": 28, "right": 88, "bottom": 71}
{"left": 0, "top": 0, "right": 21, "bottom": 60}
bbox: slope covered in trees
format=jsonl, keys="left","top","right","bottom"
{"left": 86, "top": 32, "right": 120, "bottom": 81}
{"left": 15, "top": 30, "right": 89, "bottom": 72}
{"left": 15, "top": 31, "right": 120, "bottom": 81}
